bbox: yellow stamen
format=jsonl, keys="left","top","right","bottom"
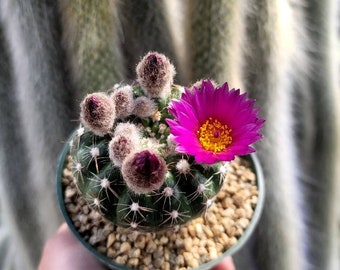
{"left": 197, "top": 117, "right": 232, "bottom": 153}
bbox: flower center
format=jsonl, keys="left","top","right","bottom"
{"left": 197, "top": 117, "right": 232, "bottom": 153}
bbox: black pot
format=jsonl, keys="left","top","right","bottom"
{"left": 56, "top": 135, "right": 265, "bottom": 270}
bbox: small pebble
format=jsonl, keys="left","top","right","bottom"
{"left": 203, "top": 226, "right": 214, "bottom": 238}
{"left": 160, "top": 236, "right": 169, "bottom": 245}
{"left": 65, "top": 187, "right": 77, "bottom": 198}
{"left": 115, "top": 255, "right": 128, "bottom": 265}
{"left": 142, "top": 254, "right": 152, "bottom": 265}
{"left": 237, "top": 218, "right": 250, "bottom": 229}
{"left": 208, "top": 246, "right": 218, "bottom": 260}
{"left": 106, "top": 233, "right": 115, "bottom": 248}
{"left": 175, "top": 254, "right": 185, "bottom": 266}
{"left": 127, "top": 258, "right": 139, "bottom": 268}
{"left": 162, "top": 261, "right": 171, "bottom": 270}
{"left": 232, "top": 195, "right": 244, "bottom": 207}
{"left": 153, "top": 257, "right": 164, "bottom": 268}
{"left": 183, "top": 252, "right": 199, "bottom": 268}
{"left": 187, "top": 224, "right": 196, "bottom": 238}
{"left": 128, "top": 248, "right": 141, "bottom": 258}
{"left": 183, "top": 238, "right": 192, "bottom": 252}
{"left": 146, "top": 240, "right": 157, "bottom": 253}
{"left": 135, "top": 235, "right": 146, "bottom": 249}
{"left": 119, "top": 242, "right": 131, "bottom": 254}
{"left": 175, "top": 238, "right": 184, "bottom": 248}
{"left": 195, "top": 223, "right": 203, "bottom": 236}
{"left": 153, "top": 247, "right": 163, "bottom": 259}
{"left": 211, "top": 224, "right": 224, "bottom": 237}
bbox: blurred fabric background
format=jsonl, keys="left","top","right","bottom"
{"left": 0, "top": 1, "right": 339, "bottom": 269}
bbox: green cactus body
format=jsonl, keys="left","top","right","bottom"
{"left": 69, "top": 85, "right": 227, "bottom": 231}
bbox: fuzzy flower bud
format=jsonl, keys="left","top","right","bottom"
{"left": 112, "top": 85, "right": 134, "bottom": 119}
{"left": 80, "top": 93, "right": 115, "bottom": 136}
{"left": 132, "top": 96, "right": 156, "bottom": 118}
{"left": 136, "top": 52, "right": 176, "bottom": 99}
{"left": 114, "top": 122, "right": 140, "bottom": 143}
{"left": 109, "top": 135, "right": 136, "bottom": 167}
{"left": 166, "top": 134, "right": 177, "bottom": 152}
{"left": 122, "top": 150, "right": 167, "bottom": 194}
{"left": 191, "top": 79, "right": 217, "bottom": 91}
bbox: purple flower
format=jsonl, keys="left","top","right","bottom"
{"left": 166, "top": 80, "right": 264, "bottom": 164}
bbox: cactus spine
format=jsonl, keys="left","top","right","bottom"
{"left": 69, "top": 52, "right": 227, "bottom": 231}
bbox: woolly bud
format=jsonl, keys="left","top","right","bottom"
{"left": 112, "top": 85, "right": 134, "bottom": 119}
{"left": 191, "top": 79, "right": 217, "bottom": 91}
{"left": 132, "top": 96, "right": 156, "bottom": 118}
{"left": 80, "top": 93, "right": 115, "bottom": 136}
{"left": 136, "top": 52, "right": 176, "bottom": 99}
{"left": 114, "top": 122, "right": 140, "bottom": 143}
{"left": 122, "top": 150, "right": 167, "bottom": 194}
{"left": 167, "top": 134, "right": 177, "bottom": 152}
{"left": 109, "top": 135, "right": 136, "bottom": 167}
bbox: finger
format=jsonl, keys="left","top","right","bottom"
{"left": 38, "top": 223, "right": 107, "bottom": 270}
{"left": 211, "top": 257, "right": 235, "bottom": 270}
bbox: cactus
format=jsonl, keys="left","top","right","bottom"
{"left": 68, "top": 52, "right": 263, "bottom": 232}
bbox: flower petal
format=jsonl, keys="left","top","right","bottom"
{"left": 166, "top": 79, "right": 264, "bottom": 164}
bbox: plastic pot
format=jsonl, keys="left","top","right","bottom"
{"left": 56, "top": 136, "right": 264, "bottom": 270}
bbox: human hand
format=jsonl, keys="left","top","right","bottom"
{"left": 211, "top": 256, "right": 235, "bottom": 270}
{"left": 38, "top": 223, "right": 106, "bottom": 270}
{"left": 39, "top": 223, "right": 235, "bottom": 270}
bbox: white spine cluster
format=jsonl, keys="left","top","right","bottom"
{"left": 176, "top": 159, "right": 190, "bottom": 175}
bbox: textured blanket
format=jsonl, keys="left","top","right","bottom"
{"left": 0, "top": 1, "right": 339, "bottom": 269}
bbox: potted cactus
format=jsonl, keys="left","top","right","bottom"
{"left": 57, "top": 52, "right": 265, "bottom": 269}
